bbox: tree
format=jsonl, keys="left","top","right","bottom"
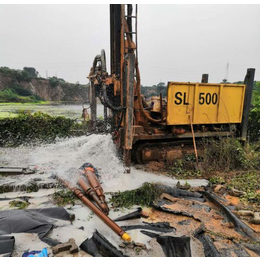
{"left": 23, "top": 67, "right": 39, "bottom": 78}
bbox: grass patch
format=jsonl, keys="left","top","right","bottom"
{"left": 228, "top": 172, "right": 260, "bottom": 204}
{"left": 26, "top": 181, "right": 39, "bottom": 193}
{"left": 109, "top": 182, "right": 160, "bottom": 209}
{"left": 52, "top": 189, "right": 76, "bottom": 206}
{"left": 9, "top": 200, "right": 30, "bottom": 209}
{"left": 203, "top": 138, "right": 260, "bottom": 172}
{"left": 168, "top": 154, "right": 202, "bottom": 178}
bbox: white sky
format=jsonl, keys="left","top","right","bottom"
{"left": 0, "top": 4, "right": 259, "bottom": 85}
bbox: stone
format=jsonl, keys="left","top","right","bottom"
{"left": 234, "top": 210, "right": 254, "bottom": 217}
{"left": 229, "top": 188, "right": 246, "bottom": 197}
{"left": 252, "top": 212, "right": 260, "bottom": 225}
{"left": 214, "top": 185, "right": 225, "bottom": 193}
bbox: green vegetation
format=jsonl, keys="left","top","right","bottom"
{"left": 0, "top": 87, "right": 43, "bottom": 103}
{"left": 26, "top": 181, "right": 39, "bottom": 193}
{"left": 0, "top": 111, "right": 84, "bottom": 147}
{"left": 209, "top": 176, "right": 225, "bottom": 185}
{"left": 168, "top": 154, "right": 202, "bottom": 178}
{"left": 9, "top": 200, "right": 30, "bottom": 209}
{"left": 203, "top": 138, "right": 260, "bottom": 172}
{"left": 248, "top": 81, "right": 260, "bottom": 142}
{"left": 49, "top": 76, "right": 65, "bottom": 88}
{"left": 229, "top": 172, "right": 260, "bottom": 204}
{"left": 141, "top": 82, "right": 167, "bottom": 98}
{"left": 109, "top": 182, "right": 160, "bottom": 209}
{"left": 52, "top": 189, "right": 76, "bottom": 206}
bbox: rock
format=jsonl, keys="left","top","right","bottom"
{"left": 229, "top": 188, "right": 246, "bottom": 197}
{"left": 134, "top": 242, "right": 147, "bottom": 250}
{"left": 212, "top": 213, "right": 224, "bottom": 220}
{"left": 176, "top": 181, "right": 191, "bottom": 190}
{"left": 222, "top": 222, "right": 234, "bottom": 229}
{"left": 214, "top": 185, "right": 225, "bottom": 193}
{"left": 252, "top": 212, "right": 260, "bottom": 225}
{"left": 119, "top": 243, "right": 126, "bottom": 248}
{"left": 234, "top": 210, "right": 254, "bottom": 217}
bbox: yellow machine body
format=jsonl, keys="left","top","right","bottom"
{"left": 167, "top": 82, "right": 246, "bottom": 125}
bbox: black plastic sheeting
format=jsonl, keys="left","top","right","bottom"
{"left": 0, "top": 207, "right": 71, "bottom": 246}
{"left": 121, "top": 221, "right": 176, "bottom": 233}
{"left": 0, "top": 236, "right": 15, "bottom": 257}
{"left": 80, "top": 230, "right": 125, "bottom": 257}
{"left": 155, "top": 184, "right": 205, "bottom": 203}
{"left": 141, "top": 230, "right": 191, "bottom": 257}
{"left": 114, "top": 207, "right": 143, "bottom": 222}
{"left": 194, "top": 228, "right": 220, "bottom": 257}
{"left": 153, "top": 199, "right": 201, "bottom": 221}
{"left": 200, "top": 191, "right": 258, "bottom": 241}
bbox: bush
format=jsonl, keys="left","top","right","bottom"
{"left": 0, "top": 89, "right": 19, "bottom": 102}
{"left": 0, "top": 111, "right": 83, "bottom": 146}
{"left": 10, "top": 85, "right": 33, "bottom": 96}
{"left": 203, "top": 138, "right": 260, "bottom": 171}
{"left": 248, "top": 81, "right": 260, "bottom": 142}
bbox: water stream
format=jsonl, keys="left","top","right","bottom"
{"left": 0, "top": 134, "right": 208, "bottom": 191}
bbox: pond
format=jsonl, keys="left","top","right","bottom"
{"left": 0, "top": 102, "right": 105, "bottom": 119}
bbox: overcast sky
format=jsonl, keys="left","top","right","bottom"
{"left": 0, "top": 4, "right": 259, "bottom": 85}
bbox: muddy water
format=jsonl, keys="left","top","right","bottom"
{"left": 0, "top": 134, "right": 208, "bottom": 190}
{"left": 0, "top": 135, "right": 208, "bottom": 256}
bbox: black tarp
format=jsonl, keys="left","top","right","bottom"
{"left": 0, "top": 236, "right": 15, "bottom": 257}
{"left": 121, "top": 222, "right": 176, "bottom": 233}
{"left": 114, "top": 207, "right": 143, "bottom": 222}
{"left": 0, "top": 207, "right": 71, "bottom": 246}
{"left": 80, "top": 230, "right": 125, "bottom": 257}
{"left": 141, "top": 230, "right": 191, "bottom": 257}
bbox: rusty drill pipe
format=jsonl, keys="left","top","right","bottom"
{"left": 77, "top": 176, "right": 109, "bottom": 215}
{"left": 57, "top": 177, "right": 131, "bottom": 242}
{"left": 84, "top": 170, "right": 107, "bottom": 206}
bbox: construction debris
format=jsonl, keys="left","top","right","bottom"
{"left": 52, "top": 238, "right": 78, "bottom": 254}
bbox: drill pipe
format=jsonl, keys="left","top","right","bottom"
{"left": 77, "top": 176, "right": 109, "bottom": 215}
{"left": 57, "top": 177, "right": 131, "bottom": 242}
{"left": 83, "top": 170, "right": 107, "bottom": 206}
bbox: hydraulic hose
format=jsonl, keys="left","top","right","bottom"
{"left": 99, "top": 83, "right": 124, "bottom": 112}
{"left": 136, "top": 63, "right": 165, "bottom": 123}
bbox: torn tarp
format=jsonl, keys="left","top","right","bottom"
{"left": 155, "top": 184, "right": 205, "bottom": 202}
{"left": 141, "top": 230, "right": 191, "bottom": 257}
{"left": 121, "top": 221, "right": 176, "bottom": 233}
{"left": 114, "top": 207, "right": 143, "bottom": 222}
{"left": 0, "top": 207, "right": 71, "bottom": 246}
{"left": 80, "top": 230, "right": 125, "bottom": 257}
{"left": 0, "top": 236, "right": 15, "bottom": 257}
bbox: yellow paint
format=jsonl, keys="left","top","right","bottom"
{"left": 167, "top": 82, "right": 245, "bottom": 125}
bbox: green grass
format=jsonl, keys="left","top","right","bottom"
{"left": 9, "top": 200, "right": 30, "bottom": 209}
{"left": 0, "top": 101, "right": 50, "bottom": 105}
{"left": 109, "top": 182, "right": 160, "bottom": 209}
{"left": 52, "top": 189, "right": 76, "bottom": 206}
{"left": 0, "top": 112, "right": 17, "bottom": 118}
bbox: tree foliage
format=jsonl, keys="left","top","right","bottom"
{"left": 248, "top": 81, "right": 260, "bottom": 141}
{"left": 23, "top": 67, "right": 39, "bottom": 78}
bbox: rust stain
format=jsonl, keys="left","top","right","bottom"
{"left": 224, "top": 195, "right": 240, "bottom": 205}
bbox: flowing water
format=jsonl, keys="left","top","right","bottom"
{"left": 0, "top": 134, "right": 208, "bottom": 190}
{"left": 0, "top": 134, "right": 208, "bottom": 255}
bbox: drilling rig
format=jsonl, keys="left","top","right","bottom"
{"left": 88, "top": 4, "right": 255, "bottom": 167}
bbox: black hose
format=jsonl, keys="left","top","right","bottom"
{"left": 99, "top": 83, "right": 124, "bottom": 112}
